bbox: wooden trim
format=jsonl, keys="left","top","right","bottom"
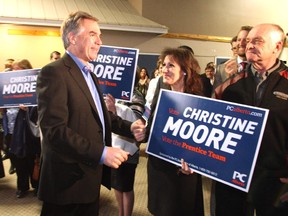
{"left": 160, "top": 33, "right": 288, "bottom": 47}
{"left": 8, "top": 29, "right": 60, "bottom": 37}
{"left": 160, "top": 33, "right": 232, "bottom": 43}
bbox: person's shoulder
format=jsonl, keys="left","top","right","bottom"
{"left": 41, "top": 61, "right": 61, "bottom": 72}
{"left": 39, "top": 58, "right": 68, "bottom": 79}
{"left": 149, "top": 77, "right": 159, "bottom": 85}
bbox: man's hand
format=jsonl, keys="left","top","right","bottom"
{"left": 103, "top": 147, "right": 129, "bottom": 168}
{"left": 131, "top": 119, "right": 146, "bottom": 142}
{"left": 224, "top": 59, "right": 238, "bottom": 77}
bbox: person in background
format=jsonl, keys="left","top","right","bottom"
{"left": 213, "top": 26, "right": 253, "bottom": 89}
{"left": 210, "top": 27, "right": 252, "bottom": 213}
{"left": 136, "top": 67, "right": 150, "bottom": 99}
{"left": 178, "top": 45, "right": 202, "bottom": 74}
{"left": 230, "top": 35, "right": 238, "bottom": 58}
{"left": 12, "top": 59, "right": 32, "bottom": 71}
{"left": 50, "top": 51, "right": 61, "bottom": 62}
{"left": 0, "top": 110, "right": 4, "bottom": 178}
{"left": 3, "top": 58, "right": 15, "bottom": 72}
{"left": 105, "top": 70, "right": 145, "bottom": 216}
{"left": 145, "top": 58, "right": 163, "bottom": 109}
{"left": 1, "top": 58, "right": 16, "bottom": 174}
{"left": 145, "top": 47, "right": 204, "bottom": 216}
{"left": 214, "top": 23, "right": 288, "bottom": 216}
{"left": 36, "top": 11, "right": 146, "bottom": 216}
{"left": 151, "top": 68, "right": 159, "bottom": 79}
{"left": 201, "top": 63, "right": 215, "bottom": 97}
{"left": 2, "top": 59, "right": 40, "bottom": 198}
{"left": 178, "top": 45, "right": 195, "bottom": 55}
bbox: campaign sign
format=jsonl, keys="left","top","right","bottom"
{"left": 90, "top": 45, "right": 139, "bottom": 101}
{"left": 146, "top": 89, "right": 269, "bottom": 192}
{"left": 0, "top": 69, "right": 40, "bottom": 108}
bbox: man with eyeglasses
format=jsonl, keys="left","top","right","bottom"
{"left": 213, "top": 26, "right": 253, "bottom": 89}
{"left": 230, "top": 35, "right": 238, "bottom": 57}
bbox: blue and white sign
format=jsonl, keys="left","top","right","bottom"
{"left": 90, "top": 45, "right": 139, "bottom": 101}
{"left": 0, "top": 69, "right": 40, "bottom": 108}
{"left": 146, "top": 89, "right": 269, "bottom": 192}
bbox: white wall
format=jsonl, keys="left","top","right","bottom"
{"left": 143, "top": 0, "right": 288, "bottom": 37}
{"left": 0, "top": 25, "right": 64, "bottom": 70}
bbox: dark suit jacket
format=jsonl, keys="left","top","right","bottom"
{"left": 213, "top": 63, "right": 227, "bottom": 89}
{"left": 200, "top": 74, "right": 213, "bottom": 97}
{"left": 215, "top": 61, "right": 288, "bottom": 213}
{"left": 36, "top": 53, "right": 133, "bottom": 205}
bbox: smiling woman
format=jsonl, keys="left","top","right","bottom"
{"left": 145, "top": 47, "right": 205, "bottom": 216}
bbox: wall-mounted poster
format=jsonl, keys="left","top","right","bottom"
{"left": 215, "top": 56, "right": 231, "bottom": 66}
{"left": 138, "top": 53, "right": 159, "bottom": 78}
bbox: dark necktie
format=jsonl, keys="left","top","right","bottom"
{"left": 238, "top": 62, "right": 247, "bottom": 72}
{"left": 254, "top": 71, "right": 263, "bottom": 85}
{"left": 255, "top": 71, "right": 267, "bottom": 104}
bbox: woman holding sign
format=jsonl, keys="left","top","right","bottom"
{"left": 145, "top": 47, "right": 204, "bottom": 216}
{"left": 3, "top": 59, "right": 41, "bottom": 198}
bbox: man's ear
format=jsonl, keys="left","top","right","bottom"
{"left": 68, "top": 32, "right": 76, "bottom": 45}
{"left": 274, "top": 40, "right": 283, "bottom": 54}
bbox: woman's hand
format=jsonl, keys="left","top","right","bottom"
{"left": 179, "top": 159, "right": 193, "bottom": 175}
{"left": 131, "top": 119, "right": 146, "bottom": 142}
{"left": 105, "top": 94, "right": 116, "bottom": 114}
{"left": 19, "top": 104, "right": 28, "bottom": 111}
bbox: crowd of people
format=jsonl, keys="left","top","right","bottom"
{"left": 0, "top": 52, "right": 62, "bottom": 197}
{"left": 0, "top": 10, "right": 288, "bottom": 216}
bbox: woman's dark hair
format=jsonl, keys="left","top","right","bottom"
{"left": 160, "top": 47, "right": 203, "bottom": 95}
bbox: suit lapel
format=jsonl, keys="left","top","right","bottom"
{"left": 62, "top": 54, "right": 103, "bottom": 126}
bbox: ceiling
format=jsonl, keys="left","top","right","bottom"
{"left": 0, "top": 0, "right": 168, "bottom": 34}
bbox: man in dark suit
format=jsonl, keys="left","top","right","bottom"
{"left": 36, "top": 11, "right": 145, "bottom": 216}
{"left": 213, "top": 26, "right": 252, "bottom": 89}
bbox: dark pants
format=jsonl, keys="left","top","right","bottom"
{"left": 215, "top": 182, "right": 254, "bottom": 216}
{"left": 41, "top": 201, "right": 100, "bottom": 216}
{"left": 0, "top": 131, "right": 4, "bottom": 178}
{"left": 0, "top": 156, "right": 4, "bottom": 178}
{"left": 11, "top": 154, "right": 37, "bottom": 191}
{"left": 3, "top": 134, "right": 16, "bottom": 172}
{"left": 6, "top": 133, "right": 38, "bottom": 191}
